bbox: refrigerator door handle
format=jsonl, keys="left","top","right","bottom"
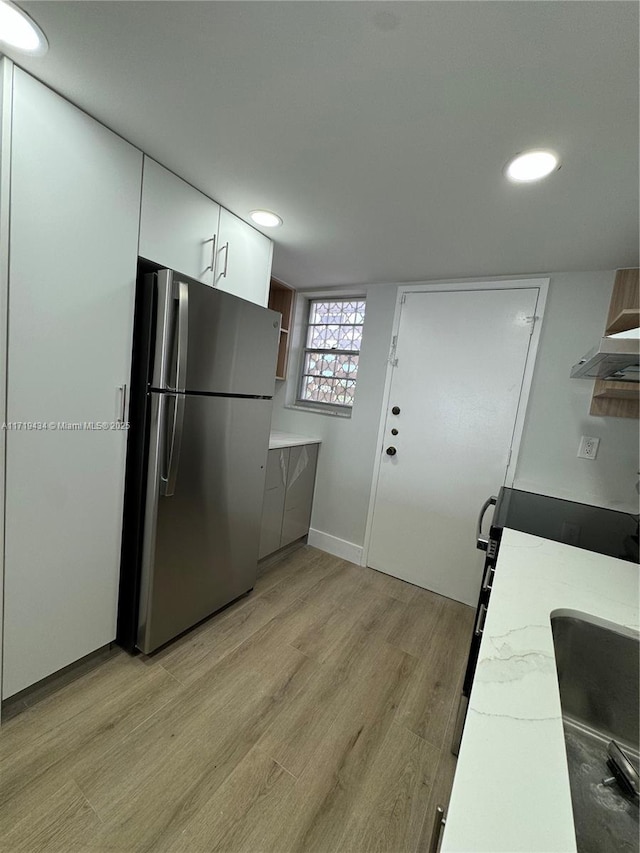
{"left": 174, "top": 279, "right": 189, "bottom": 393}
{"left": 161, "top": 393, "right": 186, "bottom": 497}
{"left": 151, "top": 270, "right": 174, "bottom": 389}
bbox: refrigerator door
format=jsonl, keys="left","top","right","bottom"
{"left": 137, "top": 391, "right": 272, "bottom": 654}
{"left": 151, "top": 269, "right": 280, "bottom": 397}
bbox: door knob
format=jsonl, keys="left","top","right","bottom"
{"left": 386, "top": 446, "right": 397, "bottom": 456}
{"left": 392, "top": 406, "right": 400, "bottom": 415}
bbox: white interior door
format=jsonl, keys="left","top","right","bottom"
{"left": 367, "top": 286, "right": 540, "bottom": 606}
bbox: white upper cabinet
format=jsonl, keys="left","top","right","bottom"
{"left": 2, "top": 68, "right": 143, "bottom": 698}
{"left": 139, "top": 157, "right": 220, "bottom": 286}
{"left": 214, "top": 207, "right": 273, "bottom": 306}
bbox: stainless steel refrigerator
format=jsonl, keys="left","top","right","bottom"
{"left": 118, "top": 268, "right": 280, "bottom": 654}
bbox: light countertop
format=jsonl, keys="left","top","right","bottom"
{"left": 269, "top": 430, "right": 322, "bottom": 450}
{"left": 442, "top": 529, "right": 640, "bottom": 853}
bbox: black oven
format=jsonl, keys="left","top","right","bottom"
{"left": 451, "top": 487, "right": 639, "bottom": 755}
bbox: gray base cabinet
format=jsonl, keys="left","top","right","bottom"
{"left": 259, "top": 449, "right": 288, "bottom": 559}
{"left": 259, "top": 444, "right": 318, "bottom": 559}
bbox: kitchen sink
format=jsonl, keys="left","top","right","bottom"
{"left": 552, "top": 611, "right": 639, "bottom": 853}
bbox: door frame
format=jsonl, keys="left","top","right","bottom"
{"left": 361, "top": 277, "right": 549, "bottom": 567}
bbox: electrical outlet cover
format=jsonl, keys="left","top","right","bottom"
{"left": 577, "top": 435, "right": 600, "bottom": 459}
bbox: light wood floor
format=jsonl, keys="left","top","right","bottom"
{"left": 0, "top": 546, "right": 474, "bottom": 853}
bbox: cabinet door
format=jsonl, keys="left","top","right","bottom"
{"left": 280, "top": 444, "right": 319, "bottom": 548}
{"left": 139, "top": 157, "right": 219, "bottom": 285}
{"left": 214, "top": 207, "right": 273, "bottom": 306}
{"left": 2, "top": 70, "right": 143, "bottom": 698}
{"left": 258, "top": 448, "right": 288, "bottom": 559}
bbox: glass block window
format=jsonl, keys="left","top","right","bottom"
{"left": 298, "top": 299, "right": 366, "bottom": 408}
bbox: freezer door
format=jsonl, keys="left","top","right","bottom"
{"left": 137, "top": 392, "right": 272, "bottom": 653}
{"left": 151, "top": 269, "right": 280, "bottom": 396}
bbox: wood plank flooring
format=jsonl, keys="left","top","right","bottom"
{"left": 0, "top": 546, "right": 474, "bottom": 853}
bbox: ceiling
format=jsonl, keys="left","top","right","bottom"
{"left": 8, "top": 1, "right": 640, "bottom": 289}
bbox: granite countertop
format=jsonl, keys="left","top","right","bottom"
{"left": 269, "top": 430, "right": 322, "bottom": 450}
{"left": 442, "top": 528, "right": 640, "bottom": 853}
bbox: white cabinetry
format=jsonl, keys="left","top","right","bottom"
{"left": 215, "top": 207, "right": 273, "bottom": 306}
{"left": 2, "top": 67, "right": 143, "bottom": 698}
{"left": 258, "top": 443, "right": 319, "bottom": 559}
{"left": 139, "top": 157, "right": 220, "bottom": 286}
{"left": 139, "top": 160, "right": 273, "bottom": 307}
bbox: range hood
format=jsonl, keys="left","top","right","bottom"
{"left": 570, "top": 335, "right": 640, "bottom": 381}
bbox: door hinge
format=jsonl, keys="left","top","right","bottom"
{"left": 526, "top": 315, "right": 538, "bottom": 336}
{"left": 506, "top": 448, "right": 512, "bottom": 467}
{"left": 400, "top": 293, "right": 407, "bottom": 304}
{"left": 389, "top": 334, "right": 398, "bottom": 367}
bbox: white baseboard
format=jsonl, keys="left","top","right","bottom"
{"left": 307, "top": 529, "right": 364, "bottom": 566}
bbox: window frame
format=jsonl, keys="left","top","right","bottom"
{"left": 295, "top": 296, "right": 366, "bottom": 414}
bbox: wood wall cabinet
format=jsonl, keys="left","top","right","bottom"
{"left": 590, "top": 268, "right": 639, "bottom": 419}
{"left": 268, "top": 279, "right": 296, "bottom": 379}
{"left": 2, "top": 66, "right": 143, "bottom": 698}
{"left": 258, "top": 443, "right": 319, "bottom": 559}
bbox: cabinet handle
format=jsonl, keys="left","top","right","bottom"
{"left": 221, "top": 241, "right": 229, "bottom": 278}
{"left": 204, "top": 234, "right": 216, "bottom": 272}
{"left": 428, "top": 805, "right": 446, "bottom": 853}
{"left": 117, "top": 384, "right": 127, "bottom": 424}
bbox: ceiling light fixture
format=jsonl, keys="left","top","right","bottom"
{"left": 249, "top": 209, "right": 283, "bottom": 228}
{"left": 505, "top": 149, "right": 560, "bottom": 183}
{"left": 0, "top": 0, "right": 48, "bottom": 55}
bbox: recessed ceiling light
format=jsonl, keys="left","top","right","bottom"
{"left": 249, "top": 209, "right": 283, "bottom": 228}
{"left": 505, "top": 150, "right": 560, "bottom": 183}
{"left": 0, "top": 0, "right": 48, "bottom": 55}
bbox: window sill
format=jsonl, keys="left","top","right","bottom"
{"left": 283, "top": 403, "right": 352, "bottom": 419}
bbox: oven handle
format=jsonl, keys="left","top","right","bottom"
{"left": 476, "top": 495, "right": 497, "bottom": 551}
{"left": 474, "top": 602, "right": 488, "bottom": 637}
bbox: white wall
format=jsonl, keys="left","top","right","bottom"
{"left": 271, "top": 283, "right": 397, "bottom": 557}
{"left": 514, "top": 270, "right": 639, "bottom": 511}
{"left": 272, "top": 270, "right": 639, "bottom": 557}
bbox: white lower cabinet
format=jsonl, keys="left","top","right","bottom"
{"left": 259, "top": 444, "right": 319, "bottom": 559}
{"left": 214, "top": 207, "right": 273, "bottom": 306}
{"left": 1, "top": 67, "right": 143, "bottom": 698}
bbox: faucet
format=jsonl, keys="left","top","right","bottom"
{"left": 602, "top": 740, "right": 639, "bottom": 799}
